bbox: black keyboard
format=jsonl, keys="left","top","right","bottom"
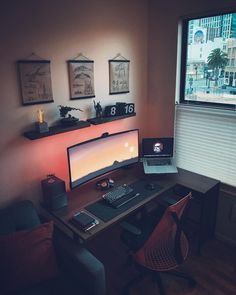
{"left": 102, "top": 184, "right": 133, "bottom": 205}
{"left": 111, "top": 192, "right": 140, "bottom": 208}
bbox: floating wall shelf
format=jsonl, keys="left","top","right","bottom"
{"left": 87, "top": 113, "right": 136, "bottom": 125}
{"left": 23, "top": 121, "right": 90, "bottom": 140}
{"left": 23, "top": 113, "right": 136, "bottom": 140}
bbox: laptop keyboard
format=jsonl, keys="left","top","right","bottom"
{"left": 146, "top": 158, "right": 171, "bottom": 166}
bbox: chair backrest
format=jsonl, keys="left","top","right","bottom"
{"left": 134, "top": 192, "right": 192, "bottom": 267}
{"left": 0, "top": 200, "right": 41, "bottom": 235}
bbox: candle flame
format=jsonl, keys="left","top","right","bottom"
{"left": 37, "top": 109, "right": 44, "bottom": 124}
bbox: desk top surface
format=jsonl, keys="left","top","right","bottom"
{"left": 44, "top": 164, "right": 219, "bottom": 242}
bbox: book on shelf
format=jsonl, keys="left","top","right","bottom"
{"left": 70, "top": 211, "right": 99, "bottom": 232}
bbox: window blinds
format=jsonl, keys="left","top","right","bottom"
{"left": 175, "top": 105, "right": 236, "bottom": 187}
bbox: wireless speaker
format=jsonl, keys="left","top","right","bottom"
{"left": 41, "top": 176, "right": 68, "bottom": 211}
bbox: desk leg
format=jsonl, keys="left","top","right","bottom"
{"left": 197, "top": 198, "right": 205, "bottom": 255}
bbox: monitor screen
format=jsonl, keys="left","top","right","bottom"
{"left": 142, "top": 137, "right": 174, "bottom": 158}
{"left": 67, "top": 129, "right": 139, "bottom": 189}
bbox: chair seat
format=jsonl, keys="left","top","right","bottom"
{"left": 134, "top": 232, "right": 189, "bottom": 271}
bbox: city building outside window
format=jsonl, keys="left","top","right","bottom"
{"left": 180, "top": 11, "right": 236, "bottom": 108}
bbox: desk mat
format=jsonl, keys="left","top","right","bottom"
{"left": 85, "top": 180, "right": 163, "bottom": 222}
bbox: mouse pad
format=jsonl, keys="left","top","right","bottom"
{"left": 85, "top": 180, "right": 163, "bottom": 222}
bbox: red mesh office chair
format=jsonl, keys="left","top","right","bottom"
{"left": 120, "top": 192, "right": 196, "bottom": 295}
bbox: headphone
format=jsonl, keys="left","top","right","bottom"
{"left": 96, "top": 178, "right": 114, "bottom": 190}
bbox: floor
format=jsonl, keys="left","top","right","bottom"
{"left": 87, "top": 225, "right": 236, "bottom": 295}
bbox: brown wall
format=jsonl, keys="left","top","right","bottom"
{"left": 147, "top": 0, "right": 236, "bottom": 137}
{"left": 1, "top": 0, "right": 236, "bottom": 208}
{"left": 0, "top": 0, "right": 148, "bottom": 207}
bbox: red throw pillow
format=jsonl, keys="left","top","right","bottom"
{"left": 0, "top": 221, "right": 58, "bottom": 293}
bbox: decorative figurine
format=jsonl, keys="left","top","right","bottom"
{"left": 35, "top": 109, "right": 49, "bottom": 133}
{"left": 58, "top": 105, "right": 83, "bottom": 126}
{"left": 93, "top": 100, "right": 103, "bottom": 118}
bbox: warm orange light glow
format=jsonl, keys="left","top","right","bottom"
{"left": 37, "top": 109, "right": 44, "bottom": 124}
{"left": 129, "top": 146, "right": 134, "bottom": 153}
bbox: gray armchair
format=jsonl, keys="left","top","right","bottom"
{"left": 0, "top": 200, "right": 106, "bottom": 295}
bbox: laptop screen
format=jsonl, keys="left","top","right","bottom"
{"left": 142, "top": 137, "right": 174, "bottom": 158}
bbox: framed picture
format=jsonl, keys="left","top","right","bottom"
{"left": 18, "top": 60, "right": 53, "bottom": 105}
{"left": 109, "top": 59, "right": 130, "bottom": 94}
{"left": 68, "top": 60, "right": 95, "bottom": 99}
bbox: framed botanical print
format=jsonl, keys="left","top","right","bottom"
{"left": 68, "top": 60, "right": 95, "bottom": 99}
{"left": 18, "top": 60, "right": 53, "bottom": 105}
{"left": 109, "top": 59, "right": 130, "bottom": 95}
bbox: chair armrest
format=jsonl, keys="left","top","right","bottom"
{"left": 54, "top": 230, "right": 106, "bottom": 295}
{"left": 0, "top": 200, "right": 41, "bottom": 234}
{"left": 120, "top": 221, "right": 142, "bottom": 235}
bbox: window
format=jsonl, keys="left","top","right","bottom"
{"left": 176, "top": 10, "right": 236, "bottom": 188}
{"left": 180, "top": 11, "right": 236, "bottom": 109}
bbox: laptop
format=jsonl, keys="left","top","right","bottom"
{"left": 142, "top": 137, "right": 178, "bottom": 174}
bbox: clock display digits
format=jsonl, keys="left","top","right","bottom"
{"left": 124, "top": 103, "right": 134, "bottom": 114}
{"left": 104, "top": 102, "right": 135, "bottom": 117}
{"left": 104, "top": 105, "right": 117, "bottom": 117}
{"left": 110, "top": 106, "right": 116, "bottom": 116}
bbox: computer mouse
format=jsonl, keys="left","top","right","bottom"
{"left": 145, "top": 183, "right": 155, "bottom": 190}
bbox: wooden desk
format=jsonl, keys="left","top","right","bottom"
{"left": 41, "top": 164, "right": 220, "bottom": 253}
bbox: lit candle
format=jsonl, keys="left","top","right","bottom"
{"left": 37, "top": 109, "right": 44, "bottom": 124}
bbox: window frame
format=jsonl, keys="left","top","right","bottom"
{"left": 179, "top": 10, "right": 236, "bottom": 110}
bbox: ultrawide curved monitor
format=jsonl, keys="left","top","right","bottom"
{"left": 67, "top": 129, "right": 139, "bottom": 189}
